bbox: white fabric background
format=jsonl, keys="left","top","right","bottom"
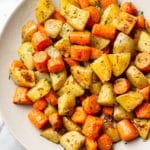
{"left": 0, "top": 0, "right": 25, "bottom": 149}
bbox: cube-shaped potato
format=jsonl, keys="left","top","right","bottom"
{"left": 91, "top": 54, "right": 112, "bottom": 82}
{"left": 116, "top": 91, "right": 143, "bottom": 112}
{"left": 58, "top": 93, "right": 76, "bottom": 116}
{"left": 71, "top": 66, "right": 92, "bottom": 89}
{"left": 45, "top": 19, "right": 63, "bottom": 38}
{"left": 113, "top": 32, "right": 136, "bottom": 56}
{"left": 65, "top": 4, "right": 90, "bottom": 31}
{"left": 108, "top": 53, "right": 131, "bottom": 77}
{"left": 54, "top": 37, "right": 71, "bottom": 57}
{"left": 112, "top": 12, "right": 137, "bottom": 34}
{"left": 138, "top": 31, "right": 150, "bottom": 52}
{"left": 97, "top": 82, "right": 115, "bottom": 106}
{"left": 60, "top": 131, "right": 85, "bottom": 150}
{"left": 59, "top": 23, "right": 74, "bottom": 38}
{"left": 100, "top": 4, "right": 120, "bottom": 25}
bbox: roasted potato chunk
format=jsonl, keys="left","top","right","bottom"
{"left": 113, "top": 106, "right": 134, "bottom": 121}
{"left": 27, "top": 79, "right": 51, "bottom": 102}
{"left": 113, "top": 32, "right": 136, "bottom": 56}
{"left": 137, "top": 31, "right": 150, "bottom": 52}
{"left": 112, "top": 12, "right": 137, "bottom": 34}
{"left": 98, "top": 82, "right": 115, "bottom": 106}
{"left": 41, "top": 128, "right": 61, "bottom": 143}
{"left": 100, "top": 4, "right": 120, "bottom": 25}
{"left": 91, "top": 54, "right": 112, "bottom": 83}
{"left": 65, "top": 3, "right": 90, "bottom": 31}
{"left": 36, "top": 0, "right": 55, "bottom": 23}
{"left": 18, "top": 42, "right": 35, "bottom": 70}
{"left": 22, "top": 20, "right": 37, "bottom": 42}
{"left": 116, "top": 91, "right": 143, "bottom": 112}
{"left": 126, "top": 65, "right": 149, "bottom": 88}
{"left": 71, "top": 66, "right": 92, "bottom": 89}
{"left": 133, "top": 119, "right": 150, "bottom": 140}
{"left": 60, "top": 131, "right": 85, "bottom": 150}
{"left": 108, "top": 53, "right": 131, "bottom": 77}
{"left": 58, "top": 93, "right": 76, "bottom": 116}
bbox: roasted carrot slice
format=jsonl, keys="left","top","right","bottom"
{"left": 71, "top": 45, "right": 91, "bottom": 61}
{"left": 120, "top": 2, "right": 137, "bottom": 15}
{"left": 47, "top": 58, "right": 65, "bottom": 73}
{"left": 64, "top": 57, "right": 79, "bottom": 67}
{"left": 136, "top": 85, "right": 150, "bottom": 101}
{"left": 135, "top": 52, "right": 150, "bottom": 72}
{"left": 13, "top": 86, "right": 32, "bottom": 105}
{"left": 84, "top": 6, "right": 101, "bottom": 29}
{"left": 78, "top": 0, "right": 89, "bottom": 8}
{"left": 92, "top": 24, "right": 116, "bottom": 39}
{"left": 28, "top": 109, "right": 48, "bottom": 129}
{"left": 85, "top": 137, "right": 98, "bottom": 150}
{"left": 37, "top": 24, "right": 48, "bottom": 35}
{"left": 32, "top": 31, "right": 52, "bottom": 51}
{"left": 49, "top": 112, "right": 62, "bottom": 130}
{"left": 135, "top": 103, "right": 150, "bottom": 119}
{"left": 71, "top": 106, "right": 87, "bottom": 125}
{"left": 102, "top": 106, "right": 114, "bottom": 116}
{"left": 113, "top": 78, "right": 131, "bottom": 95}
{"left": 33, "top": 51, "right": 49, "bottom": 72}
{"left": 116, "top": 119, "right": 138, "bottom": 141}
{"left": 82, "top": 95, "right": 101, "bottom": 115}
{"left": 45, "top": 90, "right": 58, "bottom": 106}
{"left": 101, "top": 0, "right": 118, "bottom": 9}
{"left": 90, "top": 48, "right": 103, "bottom": 60}
{"left": 136, "top": 15, "right": 145, "bottom": 29}
{"left": 97, "top": 134, "right": 113, "bottom": 150}
{"left": 82, "top": 115, "right": 103, "bottom": 139}
{"left": 33, "top": 99, "right": 48, "bottom": 111}
{"left": 52, "top": 10, "right": 66, "bottom": 23}
{"left": 69, "top": 32, "right": 91, "bottom": 45}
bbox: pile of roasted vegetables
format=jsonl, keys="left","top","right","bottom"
{"left": 9, "top": 0, "right": 150, "bottom": 149}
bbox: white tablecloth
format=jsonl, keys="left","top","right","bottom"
{"left": 0, "top": 0, "right": 25, "bottom": 149}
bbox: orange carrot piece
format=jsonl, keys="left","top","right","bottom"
{"left": 90, "top": 48, "right": 103, "bottom": 59}
{"left": 69, "top": 32, "right": 91, "bottom": 45}
{"left": 37, "top": 24, "right": 48, "bottom": 35}
{"left": 113, "top": 78, "right": 131, "bottom": 95}
{"left": 82, "top": 115, "right": 103, "bottom": 139}
{"left": 135, "top": 52, "right": 150, "bottom": 72}
{"left": 71, "top": 106, "right": 87, "bottom": 125}
{"left": 28, "top": 109, "right": 48, "bottom": 129}
{"left": 92, "top": 24, "right": 116, "bottom": 39}
{"left": 10, "top": 60, "right": 26, "bottom": 69}
{"left": 97, "top": 134, "right": 113, "bottom": 150}
{"left": 120, "top": 2, "right": 137, "bottom": 15}
{"left": 33, "top": 99, "right": 48, "bottom": 111}
{"left": 33, "top": 51, "right": 49, "bottom": 72}
{"left": 116, "top": 119, "right": 138, "bottom": 141}
{"left": 101, "top": 0, "right": 118, "bottom": 9}
{"left": 13, "top": 86, "right": 32, "bottom": 105}
{"left": 47, "top": 58, "right": 65, "bottom": 73}
{"left": 84, "top": 6, "right": 101, "bottom": 29}
{"left": 102, "top": 106, "right": 114, "bottom": 116}
{"left": 135, "top": 103, "right": 150, "bottom": 119}
{"left": 71, "top": 45, "right": 91, "bottom": 61}
{"left": 45, "top": 90, "right": 58, "bottom": 106}
{"left": 52, "top": 10, "right": 66, "bottom": 23}
{"left": 82, "top": 95, "right": 101, "bottom": 115}
{"left": 32, "top": 31, "right": 52, "bottom": 51}
{"left": 64, "top": 57, "right": 79, "bottom": 67}
{"left": 85, "top": 137, "right": 98, "bottom": 150}
{"left": 136, "top": 85, "right": 150, "bottom": 102}
{"left": 49, "top": 112, "right": 62, "bottom": 130}
{"left": 78, "top": 0, "right": 89, "bottom": 8}
{"left": 136, "top": 15, "right": 145, "bottom": 29}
